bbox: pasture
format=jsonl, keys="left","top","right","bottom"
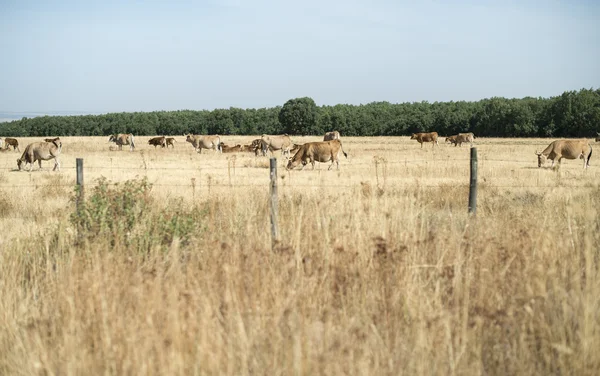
{"left": 0, "top": 136, "right": 599, "bottom": 375}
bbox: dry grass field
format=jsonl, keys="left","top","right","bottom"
{"left": 0, "top": 135, "right": 599, "bottom": 375}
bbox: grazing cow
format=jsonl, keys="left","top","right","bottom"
{"left": 17, "top": 139, "right": 62, "bottom": 171}
{"left": 165, "top": 137, "right": 176, "bottom": 148}
{"left": 185, "top": 134, "right": 222, "bottom": 153}
{"left": 411, "top": 132, "right": 439, "bottom": 148}
{"left": 44, "top": 137, "right": 60, "bottom": 143}
{"left": 250, "top": 138, "right": 269, "bottom": 156}
{"left": 108, "top": 134, "right": 135, "bottom": 151}
{"left": 148, "top": 136, "right": 167, "bottom": 148}
{"left": 220, "top": 143, "right": 243, "bottom": 153}
{"left": 4, "top": 137, "right": 19, "bottom": 151}
{"left": 262, "top": 134, "right": 293, "bottom": 157}
{"left": 445, "top": 133, "right": 474, "bottom": 147}
{"left": 535, "top": 139, "right": 592, "bottom": 169}
{"left": 286, "top": 139, "right": 348, "bottom": 170}
{"left": 323, "top": 131, "right": 341, "bottom": 141}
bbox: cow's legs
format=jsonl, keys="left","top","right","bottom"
{"left": 54, "top": 158, "right": 60, "bottom": 171}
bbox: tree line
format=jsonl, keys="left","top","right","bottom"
{"left": 1, "top": 88, "right": 599, "bottom": 138}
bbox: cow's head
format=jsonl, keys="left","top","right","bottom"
{"left": 445, "top": 137, "right": 452, "bottom": 143}
{"left": 286, "top": 158, "right": 302, "bottom": 170}
{"left": 17, "top": 158, "right": 24, "bottom": 170}
{"left": 535, "top": 151, "right": 547, "bottom": 167}
{"left": 108, "top": 135, "right": 116, "bottom": 143}
{"left": 185, "top": 135, "right": 193, "bottom": 142}
{"left": 410, "top": 134, "right": 417, "bottom": 139}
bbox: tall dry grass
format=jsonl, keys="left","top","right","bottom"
{"left": 0, "top": 136, "right": 599, "bottom": 375}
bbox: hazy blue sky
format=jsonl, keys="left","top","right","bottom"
{"left": 1, "top": 0, "right": 599, "bottom": 114}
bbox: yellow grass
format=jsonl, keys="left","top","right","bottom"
{"left": 0, "top": 136, "right": 599, "bottom": 375}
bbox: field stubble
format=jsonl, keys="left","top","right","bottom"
{"left": 0, "top": 136, "right": 599, "bottom": 375}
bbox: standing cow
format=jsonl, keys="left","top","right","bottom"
{"left": 185, "top": 134, "right": 222, "bottom": 153}
{"left": 323, "top": 131, "right": 341, "bottom": 141}
{"left": 261, "top": 134, "right": 293, "bottom": 157}
{"left": 148, "top": 136, "right": 167, "bottom": 148}
{"left": 17, "top": 138, "right": 62, "bottom": 171}
{"left": 535, "top": 139, "right": 592, "bottom": 169}
{"left": 109, "top": 134, "right": 136, "bottom": 151}
{"left": 286, "top": 139, "right": 348, "bottom": 170}
{"left": 4, "top": 137, "right": 20, "bottom": 151}
{"left": 165, "top": 137, "right": 176, "bottom": 148}
{"left": 411, "top": 132, "right": 439, "bottom": 148}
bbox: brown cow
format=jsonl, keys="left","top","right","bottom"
{"left": 44, "top": 137, "right": 60, "bottom": 143}
{"left": 148, "top": 136, "right": 166, "bottom": 148}
{"left": 261, "top": 134, "right": 293, "bottom": 157}
{"left": 220, "top": 143, "right": 243, "bottom": 153}
{"left": 4, "top": 137, "right": 19, "bottom": 152}
{"left": 108, "top": 134, "right": 135, "bottom": 151}
{"left": 17, "top": 139, "right": 62, "bottom": 171}
{"left": 535, "top": 139, "right": 592, "bottom": 169}
{"left": 185, "top": 134, "right": 221, "bottom": 153}
{"left": 286, "top": 139, "right": 348, "bottom": 170}
{"left": 411, "top": 132, "right": 438, "bottom": 148}
{"left": 323, "top": 131, "right": 341, "bottom": 141}
{"left": 445, "top": 133, "right": 474, "bottom": 147}
{"left": 165, "top": 137, "right": 176, "bottom": 148}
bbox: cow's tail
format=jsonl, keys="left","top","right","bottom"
{"left": 340, "top": 141, "right": 348, "bottom": 159}
{"left": 587, "top": 145, "right": 592, "bottom": 167}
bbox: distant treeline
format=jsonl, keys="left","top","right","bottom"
{"left": 1, "top": 88, "right": 599, "bottom": 138}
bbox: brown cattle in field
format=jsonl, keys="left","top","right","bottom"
{"left": 4, "top": 137, "right": 19, "bottom": 151}
{"left": 185, "top": 134, "right": 221, "bottom": 153}
{"left": 250, "top": 138, "right": 269, "bottom": 156}
{"left": 108, "top": 134, "right": 135, "bottom": 151}
{"left": 535, "top": 139, "right": 592, "bottom": 169}
{"left": 286, "top": 139, "right": 348, "bottom": 170}
{"left": 148, "top": 136, "right": 167, "bottom": 148}
{"left": 261, "top": 134, "right": 293, "bottom": 157}
{"left": 411, "top": 132, "right": 438, "bottom": 148}
{"left": 220, "top": 143, "right": 243, "bottom": 153}
{"left": 17, "top": 139, "right": 62, "bottom": 171}
{"left": 44, "top": 137, "right": 60, "bottom": 143}
{"left": 445, "top": 133, "right": 474, "bottom": 147}
{"left": 323, "top": 131, "right": 341, "bottom": 141}
{"left": 165, "top": 137, "right": 176, "bottom": 148}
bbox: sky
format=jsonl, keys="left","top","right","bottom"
{"left": 0, "top": 0, "right": 599, "bottom": 115}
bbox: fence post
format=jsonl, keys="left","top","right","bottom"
{"left": 76, "top": 158, "right": 84, "bottom": 212}
{"left": 468, "top": 148, "right": 477, "bottom": 215}
{"left": 270, "top": 158, "right": 279, "bottom": 248}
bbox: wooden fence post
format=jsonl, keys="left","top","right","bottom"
{"left": 468, "top": 148, "right": 477, "bottom": 215}
{"left": 76, "top": 158, "right": 84, "bottom": 212}
{"left": 270, "top": 158, "right": 279, "bottom": 248}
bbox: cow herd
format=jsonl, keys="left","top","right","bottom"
{"left": 0, "top": 131, "right": 596, "bottom": 172}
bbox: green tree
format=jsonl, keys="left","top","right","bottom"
{"left": 278, "top": 97, "right": 318, "bottom": 135}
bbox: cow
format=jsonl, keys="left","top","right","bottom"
{"left": 185, "top": 134, "right": 222, "bottom": 153}
{"left": 410, "top": 132, "right": 438, "bottom": 148}
{"left": 44, "top": 137, "right": 60, "bottom": 143}
{"left": 148, "top": 136, "right": 167, "bottom": 148}
{"left": 323, "top": 131, "right": 341, "bottom": 141}
{"left": 220, "top": 144, "right": 243, "bottom": 153}
{"left": 17, "top": 139, "right": 62, "bottom": 171}
{"left": 4, "top": 137, "right": 19, "bottom": 152}
{"left": 261, "top": 134, "right": 293, "bottom": 157}
{"left": 108, "top": 134, "right": 135, "bottom": 151}
{"left": 165, "top": 137, "right": 176, "bottom": 148}
{"left": 535, "top": 139, "right": 592, "bottom": 169}
{"left": 248, "top": 138, "right": 267, "bottom": 156}
{"left": 286, "top": 139, "right": 348, "bottom": 170}
{"left": 445, "top": 133, "right": 474, "bottom": 147}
